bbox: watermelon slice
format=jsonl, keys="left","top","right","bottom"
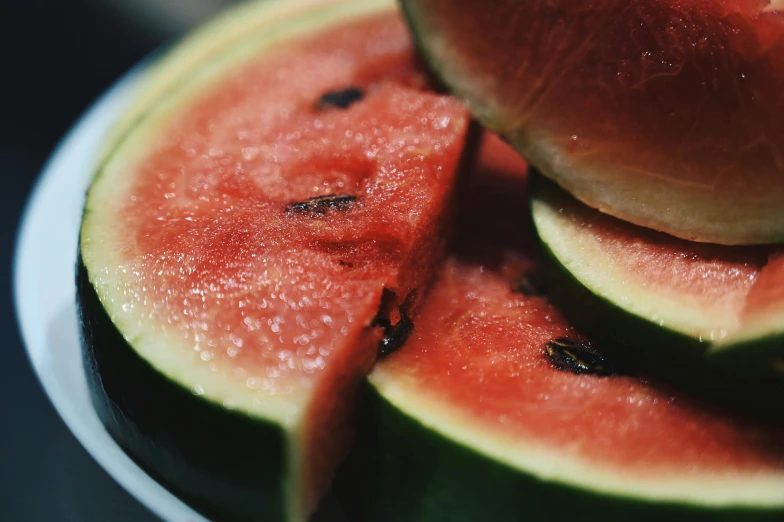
{"left": 76, "top": 1, "right": 471, "bottom": 520}
{"left": 530, "top": 175, "right": 784, "bottom": 407}
{"left": 400, "top": 0, "right": 784, "bottom": 245}
{"left": 339, "top": 135, "right": 784, "bottom": 522}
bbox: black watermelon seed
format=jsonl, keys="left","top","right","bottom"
{"left": 545, "top": 337, "right": 614, "bottom": 376}
{"left": 316, "top": 87, "right": 365, "bottom": 110}
{"left": 285, "top": 194, "right": 357, "bottom": 215}
{"left": 376, "top": 312, "right": 414, "bottom": 358}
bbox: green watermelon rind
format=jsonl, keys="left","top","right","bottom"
{"left": 338, "top": 380, "right": 784, "bottom": 522}
{"left": 528, "top": 174, "right": 784, "bottom": 416}
{"left": 77, "top": 256, "right": 288, "bottom": 521}
{"left": 77, "top": 0, "right": 395, "bottom": 521}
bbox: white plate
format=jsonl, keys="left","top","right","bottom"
{"left": 14, "top": 65, "right": 208, "bottom": 522}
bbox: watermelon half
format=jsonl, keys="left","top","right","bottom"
{"left": 530, "top": 175, "right": 784, "bottom": 407}
{"left": 339, "top": 136, "right": 784, "bottom": 522}
{"left": 76, "top": 0, "right": 471, "bottom": 520}
{"left": 400, "top": 0, "right": 784, "bottom": 245}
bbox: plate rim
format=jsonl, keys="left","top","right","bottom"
{"left": 12, "top": 61, "right": 208, "bottom": 522}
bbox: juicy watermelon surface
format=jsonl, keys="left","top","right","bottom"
{"left": 737, "top": 252, "right": 784, "bottom": 346}
{"left": 381, "top": 254, "right": 784, "bottom": 473}
{"left": 78, "top": 0, "right": 784, "bottom": 518}
{"left": 120, "top": 13, "right": 463, "bottom": 390}
{"left": 592, "top": 223, "right": 767, "bottom": 338}
{"left": 371, "top": 135, "right": 784, "bottom": 497}
{"left": 401, "top": 0, "right": 784, "bottom": 244}
{"left": 79, "top": 4, "right": 470, "bottom": 519}
{"left": 531, "top": 178, "right": 784, "bottom": 358}
{"left": 543, "top": 195, "right": 774, "bottom": 340}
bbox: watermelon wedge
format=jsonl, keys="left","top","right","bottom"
{"left": 76, "top": 1, "right": 471, "bottom": 520}
{"left": 339, "top": 136, "right": 784, "bottom": 522}
{"left": 530, "top": 175, "right": 784, "bottom": 406}
{"left": 400, "top": 0, "right": 784, "bottom": 245}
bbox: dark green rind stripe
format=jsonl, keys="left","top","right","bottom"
{"left": 336, "top": 383, "right": 784, "bottom": 522}
{"left": 398, "top": 0, "right": 457, "bottom": 100}
{"left": 529, "top": 175, "right": 784, "bottom": 420}
{"left": 77, "top": 253, "right": 287, "bottom": 522}
{"left": 711, "top": 333, "right": 784, "bottom": 366}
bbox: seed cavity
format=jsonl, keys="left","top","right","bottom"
{"left": 285, "top": 194, "right": 357, "bottom": 216}
{"left": 545, "top": 337, "right": 614, "bottom": 376}
{"left": 375, "top": 311, "right": 414, "bottom": 358}
{"left": 316, "top": 87, "right": 365, "bottom": 110}
{"left": 511, "top": 272, "right": 547, "bottom": 297}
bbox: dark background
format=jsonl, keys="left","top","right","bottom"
{"left": 1, "top": 2, "right": 226, "bottom": 520}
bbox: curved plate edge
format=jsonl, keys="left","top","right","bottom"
{"left": 13, "top": 64, "right": 208, "bottom": 522}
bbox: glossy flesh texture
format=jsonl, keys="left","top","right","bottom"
{"left": 121, "top": 20, "right": 462, "bottom": 394}
{"left": 78, "top": 1, "right": 470, "bottom": 519}
{"left": 531, "top": 177, "right": 784, "bottom": 370}
{"left": 402, "top": 0, "right": 784, "bottom": 244}
{"left": 343, "top": 135, "right": 784, "bottom": 522}
{"left": 380, "top": 256, "right": 784, "bottom": 475}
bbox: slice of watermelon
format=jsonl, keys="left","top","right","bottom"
{"left": 339, "top": 135, "right": 784, "bottom": 522}
{"left": 400, "top": 0, "right": 784, "bottom": 245}
{"left": 530, "top": 175, "right": 784, "bottom": 410}
{"left": 77, "top": 1, "right": 471, "bottom": 520}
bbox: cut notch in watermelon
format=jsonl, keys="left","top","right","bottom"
{"left": 338, "top": 135, "right": 784, "bottom": 522}
{"left": 530, "top": 175, "right": 784, "bottom": 401}
{"left": 77, "top": 0, "right": 471, "bottom": 520}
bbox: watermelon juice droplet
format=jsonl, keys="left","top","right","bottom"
{"left": 79, "top": 6, "right": 477, "bottom": 519}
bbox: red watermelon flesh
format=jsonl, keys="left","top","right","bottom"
{"left": 401, "top": 0, "right": 784, "bottom": 244}
{"left": 383, "top": 254, "right": 784, "bottom": 472}
{"left": 376, "top": 137, "right": 784, "bottom": 483}
{"left": 113, "top": 13, "right": 469, "bottom": 510}
{"left": 741, "top": 252, "right": 784, "bottom": 341}
{"left": 540, "top": 187, "right": 784, "bottom": 345}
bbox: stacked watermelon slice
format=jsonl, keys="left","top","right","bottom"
{"left": 76, "top": 0, "right": 784, "bottom": 521}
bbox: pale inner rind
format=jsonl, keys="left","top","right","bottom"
{"left": 371, "top": 369, "right": 784, "bottom": 507}
{"left": 531, "top": 193, "right": 740, "bottom": 341}
{"left": 83, "top": 0, "right": 395, "bottom": 427}
{"left": 80, "top": 1, "right": 396, "bottom": 521}
{"left": 403, "top": 0, "right": 784, "bottom": 246}
{"left": 531, "top": 182, "right": 784, "bottom": 352}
